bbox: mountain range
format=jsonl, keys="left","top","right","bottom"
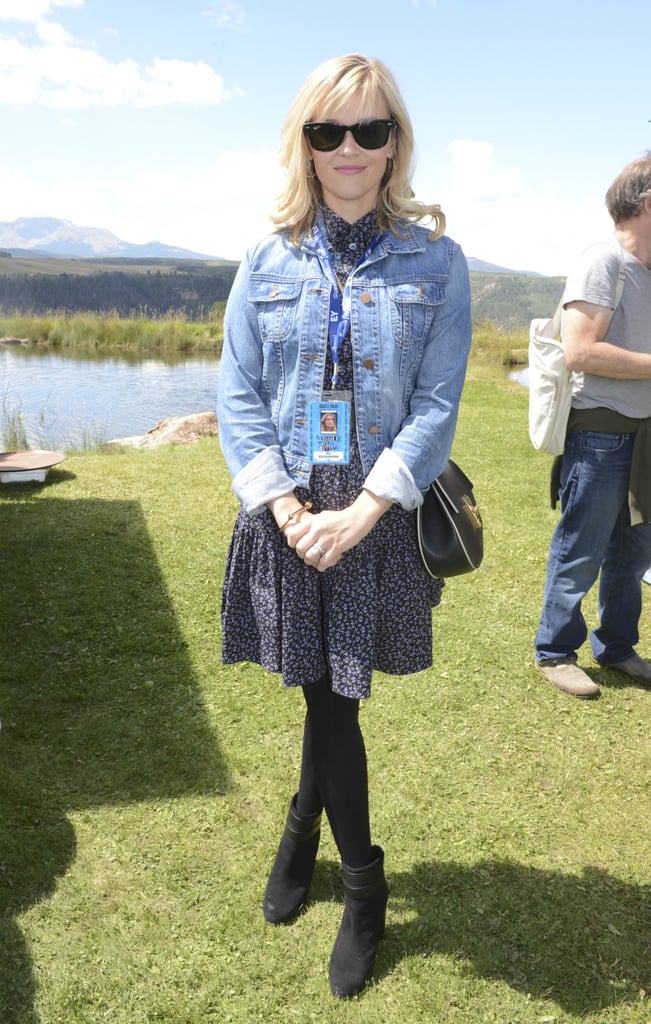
{"left": 466, "top": 256, "right": 539, "bottom": 276}
{"left": 0, "top": 217, "right": 537, "bottom": 273}
{"left": 0, "top": 217, "right": 218, "bottom": 261}
{"left": 0, "top": 217, "right": 563, "bottom": 328}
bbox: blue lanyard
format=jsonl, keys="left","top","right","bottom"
{"left": 313, "top": 224, "right": 381, "bottom": 388}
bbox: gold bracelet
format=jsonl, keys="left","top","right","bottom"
{"left": 278, "top": 500, "right": 313, "bottom": 533}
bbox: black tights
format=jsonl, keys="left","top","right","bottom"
{"left": 295, "top": 673, "right": 372, "bottom": 868}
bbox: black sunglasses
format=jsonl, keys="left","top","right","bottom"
{"left": 303, "top": 119, "right": 395, "bottom": 152}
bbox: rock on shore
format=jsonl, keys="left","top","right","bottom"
{"left": 103, "top": 412, "right": 218, "bottom": 449}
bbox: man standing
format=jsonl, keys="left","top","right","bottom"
{"left": 535, "top": 154, "right": 651, "bottom": 698}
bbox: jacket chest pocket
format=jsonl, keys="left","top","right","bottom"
{"left": 388, "top": 281, "right": 445, "bottom": 347}
{"left": 248, "top": 278, "right": 303, "bottom": 342}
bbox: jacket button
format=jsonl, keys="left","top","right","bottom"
{"left": 363, "top": 358, "right": 374, "bottom": 369}
{"left": 360, "top": 292, "right": 372, "bottom": 304}
{"left": 369, "top": 425, "right": 380, "bottom": 435}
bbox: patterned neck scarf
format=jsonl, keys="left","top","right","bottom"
{"left": 321, "top": 205, "right": 379, "bottom": 285}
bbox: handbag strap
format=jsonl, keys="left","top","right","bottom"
{"left": 552, "top": 254, "right": 626, "bottom": 339}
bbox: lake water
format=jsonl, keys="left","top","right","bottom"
{"left": 1, "top": 343, "right": 530, "bottom": 452}
{"left": 1, "top": 344, "right": 220, "bottom": 450}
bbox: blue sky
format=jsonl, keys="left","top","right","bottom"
{"left": 1, "top": 0, "right": 649, "bottom": 275}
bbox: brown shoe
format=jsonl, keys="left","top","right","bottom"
{"left": 536, "top": 659, "right": 600, "bottom": 699}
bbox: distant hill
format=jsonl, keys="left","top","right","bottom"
{"left": 0, "top": 224, "right": 566, "bottom": 328}
{"left": 0, "top": 217, "right": 219, "bottom": 260}
{"left": 0, "top": 253, "right": 239, "bottom": 319}
{"left": 469, "top": 271, "right": 565, "bottom": 331}
{"left": 466, "top": 256, "right": 541, "bottom": 277}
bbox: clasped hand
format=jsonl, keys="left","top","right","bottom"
{"left": 286, "top": 509, "right": 356, "bottom": 572}
{"left": 273, "top": 489, "right": 391, "bottom": 572}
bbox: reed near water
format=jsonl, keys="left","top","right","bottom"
{"left": 0, "top": 306, "right": 226, "bottom": 356}
{"left": 1, "top": 308, "right": 525, "bottom": 367}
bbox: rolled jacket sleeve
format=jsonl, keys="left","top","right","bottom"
{"left": 363, "top": 447, "right": 423, "bottom": 509}
{"left": 231, "top": 446, "right": 295, "bottom": 515}
{"left": 217, "top": 252, "right": 294, "bottom": 511}
{"left": 386, "top": 241, "right": 472, "bottom": 497}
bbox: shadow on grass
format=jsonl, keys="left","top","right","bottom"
{"left": 381, "top": 858, "right": 650, "bottom": 1015}
{"left": 0, "top": 489, "right": 229, "bottom": 1023}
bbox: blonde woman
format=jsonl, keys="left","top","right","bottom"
{"left": 217, "top": 53, "right": 472, "bottom": 998}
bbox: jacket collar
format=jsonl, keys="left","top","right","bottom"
{"left": 300, "top": 218, "right": 427, "bottom": 258}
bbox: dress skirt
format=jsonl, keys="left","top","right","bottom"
{"left": 221, "top": 442, "right": 443, "bottom": 700}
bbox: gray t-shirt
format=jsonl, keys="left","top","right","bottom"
{"left": 562, "top": 237, "right": 651, "bottom": 418}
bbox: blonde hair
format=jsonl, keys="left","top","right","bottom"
{"left": 270, "top": 54, "right": 445, "bottom": 244}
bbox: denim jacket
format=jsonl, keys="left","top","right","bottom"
{"left": 217, "top": 220, "right": 472, "bottom": 514}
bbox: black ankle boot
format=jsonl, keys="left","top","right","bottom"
{"left": 329, "top": 845, "right": 388, "bottom": 998}
{"left": 262, "top": 794, "right": 322, "bottom": 924}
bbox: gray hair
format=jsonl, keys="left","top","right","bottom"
{"left": 605, "top": 153, "right": 651, "bottom": 223}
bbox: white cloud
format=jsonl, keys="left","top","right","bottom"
{"left": 0, "top": 136, "right": 614, "bottom": 275}
{"left": 0, "top": 0, "right": 82, "bottom": 22}
{"left": 427, "top": 139, "right": 612, "bottom": 276}
{"left": 0, "top": 149, "right": 283, "bottom": 260}
{"left": 206, "top": 1, "right": 246, "bottom": 30}
{"left": 0, "top": 11, "right": 229, "bottom": 108}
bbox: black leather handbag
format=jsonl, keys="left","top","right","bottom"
{"left": 416, "top": 459, "right": 483, "bottom": 578}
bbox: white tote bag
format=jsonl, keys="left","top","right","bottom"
{"left": 528, "top": 262, "right": 626, "bottom": 456}
{"left": 528, "top": 301, "right": 569, "bottom": 456}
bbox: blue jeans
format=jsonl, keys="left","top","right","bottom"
{"left": 535, "top": 429, "right": 651, "bottom": 665}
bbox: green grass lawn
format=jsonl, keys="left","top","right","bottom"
{"left": 1, "top": 375, "right": 649, "bottom": 1024}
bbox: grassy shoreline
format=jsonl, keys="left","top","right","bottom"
{"left": 0, "top": 309, "right": 530, "bottom": 365}
{"left": 1, "top": 375, "right": 649, "bottom": 1023}
{"left": 0, "top": 307, "right": 226, "bottom": 355}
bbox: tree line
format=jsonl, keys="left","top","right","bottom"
{"left": 0, "top": 256, "right": 565, "bottom": 330}
{"left": 0, "top": 263, "right": 239, "bottom": 320}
